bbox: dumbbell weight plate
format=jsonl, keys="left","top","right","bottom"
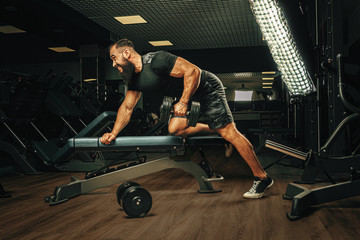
{"left": 159, "top": 96, "right": 174, "bottom": 122}
{"left": 121, "top": 186, "right": 152, "bottom": 218}
{"left": 116, "top": 181, "right": 141, "bottom": 207}
{"left": 187, "top": 101, "right": 200, "bottom": 127}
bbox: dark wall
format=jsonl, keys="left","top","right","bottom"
{"left": 153, "top": 46, "right": 276, "bottom": 74}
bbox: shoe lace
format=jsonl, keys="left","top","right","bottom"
{"left": 249, "top": 180, "right": 261, "bottom": 193}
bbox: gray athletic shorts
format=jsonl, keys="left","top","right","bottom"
{"left": 194, "top": 71, "right": 234, "bottom": 129}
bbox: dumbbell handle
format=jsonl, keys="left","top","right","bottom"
{"left": 170, "top": 109, "right": 190, "bottom": 116}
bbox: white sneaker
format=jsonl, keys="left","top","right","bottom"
{"left": 243, "top": 176, "right": 274, "bottom": 199}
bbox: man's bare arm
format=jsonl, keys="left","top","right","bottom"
{"left": 101, "top": 90, "right": 141, "bottom": 144}
{"left": 170, "top": 57, "right": 201, "bottom": 116}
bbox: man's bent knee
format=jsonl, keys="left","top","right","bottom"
{"left": 215, "top": 122, "right": 236, "bottom": 139}
{"left": 168, "top": 125, "right": 181, "bottom": 136}
{"left": 168, "top": 117, "right": 188, "bottom": 135}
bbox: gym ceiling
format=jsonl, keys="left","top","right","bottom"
{"left": 0, "top": 0, "right": 359, "bottom": 90}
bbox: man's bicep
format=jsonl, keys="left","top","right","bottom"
{"left": 170, "top": 57, "right": 199, "bottom": 78}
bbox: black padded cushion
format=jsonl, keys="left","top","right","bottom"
{"left": 186, "top": 135, "right": 226, "bottom": 146}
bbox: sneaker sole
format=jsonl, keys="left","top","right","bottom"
{"left": 243, "top": 180, "right": 274, "bottom": 199}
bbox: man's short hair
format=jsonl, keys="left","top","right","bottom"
{"left": 110, "top": 39, "right": 135, "bottom": 51}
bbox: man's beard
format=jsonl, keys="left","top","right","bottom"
{"left": 119, "top": 59, "right": 135, "bottom": 83}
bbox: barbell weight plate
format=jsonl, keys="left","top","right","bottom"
{"left": 116, "top": 181, "right": 141, "bottom": 207}
{"left": 121, "top": 186, "right": 152, "bottom": 218}
{"left": 187, "top": 101, "right": 200, "bottom": 127}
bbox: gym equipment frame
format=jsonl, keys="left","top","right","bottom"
{"left": 45, "top": 135, "right": 225, "bottom": 205}
{"left": 267, "top": 54, "right": 360, "bottom": 220}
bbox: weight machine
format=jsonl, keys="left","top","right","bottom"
{"left": 268, "top": 54, "right": 360, "bottom": 220}
{"left": 265, "top": 0, "right": 360, "bottom": 220}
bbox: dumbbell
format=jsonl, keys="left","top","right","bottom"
{"left": 159, "top": 96, "right": 200, "bottom": 127}
{"left": 116, "top": 181, "right": 152, "bottom": 218}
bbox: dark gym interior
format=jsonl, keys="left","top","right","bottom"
{"left": 1, "top": 0, "right": 360, "bottom": 239}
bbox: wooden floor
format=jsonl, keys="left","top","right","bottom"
{"left": 1, "top": 149, "right": 360, "bottom": 240}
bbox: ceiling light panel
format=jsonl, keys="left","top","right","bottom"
{"left": 0, "top": 25, "right": 25, "bottom": 34}
{"left": 114, "top": 15, "right": 147, "bottom": 24}
{"left": 262, "top": 71, "right": 276, "bottom": 75}
{"left": 149, "top": 40, "right": 173, "bottom": 46}
{"left": 48, "top": 47, "right": 75, "bottom": 52}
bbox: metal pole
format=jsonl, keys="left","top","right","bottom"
{"left": 2, "top": 122, "right": 26, "bottom": 149}
{"left": 315, "top": 0, "right": 321, "bottom": 152}
{"left": 61, "top": 116, "right": 78, "bottom": 135}
{"left": 79, "top": 118, "right": 87, "bottom": 128}
{"left": 80, "top": 57, "right": 83, "bottom": 95}
{"left": 30, "top": 122, "right": 48, "bottom": 141}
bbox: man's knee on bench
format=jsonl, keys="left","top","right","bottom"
{"left": 168, "top": 123, "right": 185, "bottom": 136}
{"left": 168, "top": 117, "right": 188, "bottom": 136}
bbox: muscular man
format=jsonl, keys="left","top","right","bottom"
{"left": 101, "top": 39, "right": 273, "bottom": 198}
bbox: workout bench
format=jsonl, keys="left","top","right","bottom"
{"left": 45, "top": 135, "right": 226, "bottom": 205}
